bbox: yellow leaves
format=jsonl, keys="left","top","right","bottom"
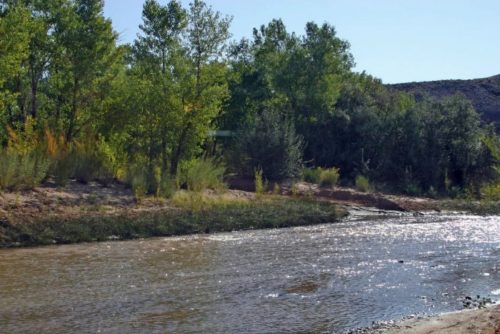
{"left": 45, "top": 128, "right": 68, "bottom": 159}
{"left": 183, "top": 103, "right": 195, "bottom": 113}
{"left": 6, "top": 117, "right": 39, "bottom": 154}
{"left": 6, "top": 126, "right": 18, "bottom": 145}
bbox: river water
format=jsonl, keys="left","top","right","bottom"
{"left": 0, "top": 213, "right": 499, "bottom": 334}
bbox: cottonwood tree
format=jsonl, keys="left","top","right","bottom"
{"left": 123, "top": 0, "right": 231, "bottom": 176}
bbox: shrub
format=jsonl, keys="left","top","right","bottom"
{"left": 131, "top": 172, "right": 147, "bottom": 202}
{"left": 157, "top": 175, "right": 177, "bottom": 199}
{"left": 272, "top": 182, "right": 281, "bottom": 195}
{"left": 171, "top": 190, "right": 248, "bottom": 211}
{"left": 255, "top": 168, "right": 264, "bottom": 196}
{"left": 0, "top": 150, "right": 17, "bottom": 190}
{"left": 481, "top": 183, "right": 500, "bottom": 201}
{"left": 46, "top": 131, "right": 116, "bottom": 186}
{"left": 303, "top": 167, "right": 321, "bottom": 184}
{"left": 45, "top": 130, "right": 73, "bottom": 186}
{"left": 72, "top": 138, "right": 115, "bottom": 184}
{"left": 404, "top": 183, "right": 422, "bottom": 196}
{"left": 0, "top": 150, "right": 49, "bottom": 190}
{"left": 125, "top": 162, "right": 178, "bottom": 199}
{"left": 178, "top": 158, "right": 225, "bottom": 192}
{"left": 229, "top": 109, "right": 303, "bottom": 181}
{"left": 355, "top": 175, "right": 372, "bottom": 192}
{"left": 319, "top": 167, "right": 340, "bottom": 188}
{"left": 0, "top": 120, "right": 50, "bottom": 190}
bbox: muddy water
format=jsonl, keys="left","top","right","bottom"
{"left": 0, "top": 214, "right": 499, "bottom": 334}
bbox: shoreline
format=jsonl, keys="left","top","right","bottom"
{"left": 0, "top": 181, "right": 348, "bottom": 248}
{"left": 354, "top": 304, "right": 500, "bottom": 334}
{"left": 1, "top": 180, "right": 498, "bottom": 248}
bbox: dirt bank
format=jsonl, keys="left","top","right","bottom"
{"left": 276, "top": 181, "right": 441, "bottom": 212}
{"left": 0, "top": 180, "right": 346, "bottom": 247}
{"left": 380, "top": 304, "right": 500, "bottom": 334}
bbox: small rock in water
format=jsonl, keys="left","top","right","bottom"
{"left": 398, "top": 260, "right": 404, "bottom": 263}
{"left": 461, "top": 295, "right": 494, "bottom": 309}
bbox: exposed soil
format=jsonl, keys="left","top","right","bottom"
{"left": 0, "top": 179, "right": 257, "bottom": 222}
{"left": 0, "top": 179, "right": 442, "bottom": 226}
{"left": 371, "top": 304, "right": 500, "bottom": 334}
{"left": 0, "top": 180, "right": 348, "bottom": 248}
{"left": 277, "top": 181, "right": 440, "bottom": 212}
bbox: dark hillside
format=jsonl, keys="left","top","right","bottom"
{"left": 389, "top": 74, "right": 500, "bottom": 129}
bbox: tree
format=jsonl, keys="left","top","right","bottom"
{"left": 52, "top": 0, "right": 121, "bottom": 141}
{"left": 229, "top": 107, "right": 304, "bottom": 181}
{"left": 121, "top": 0, "right": 231, "bottom": 177}
{"left": 168, "top": 0, "right": 231, "bottom": 174}
{"left": 0, "top": 4, "right": 31, "bottom": 142}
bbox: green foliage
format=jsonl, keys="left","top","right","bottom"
{"left": 157, "top": 175, "right": 177, "bottom": 199}
{"left": 46, "top": 133, "right": 116, "bottom": 186}
{"left": 254, "top": 168, "right": 264, "bottom": 195}
{"left": 0, "top": 1, "right": 497, "bottom": 198}
{"left": 355, "top": 175, "right": 372, "bottom": 193}
{"left": 0, "top": 120, "right": 50, "bottom": 190}
{"left": 230, "top": 109, "right": 304, "bottom": 181}
{"left": 480, "top": 183, "right": 500, "bottom": 201}
{"left": 303, "top": 167, "right": 340, "bottom": 188}
{"left": 303, "top": 167, "right": 322, "bottom": 184}
{"left": 272, "top": 182, "right": 281, "bottom": 195}
{"left": 72, "top": 138, "right": 116, "bottom": 184}
{"left": 177, "top": 158, "right": 225, "bottom": 192}
{"left": 319, "top": 167, "right": 340, "bottom": 188}
{"left": 0, "top": 4, "right": 30, "bottom": 116}
{"left": 126, "top": 162, "right": 177, "bottom": 200}
{"left": 0, "top": 149, "right": 50, "bottom": 190}
{"left": 1, "top": 197, "right": 345, "bottom": 247}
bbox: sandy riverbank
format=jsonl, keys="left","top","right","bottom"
{"left": 390, "top": 305, "right": 500, "bottom": 334}
{"left": 358, "top": 304, "right": 500, "bottom": 334}
{"left": 0, "top": 180, "right": 349, "bottom": 247}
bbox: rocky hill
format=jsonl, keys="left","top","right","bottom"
{"left": 389, "top": 74, "right": 500, "bottom": 130}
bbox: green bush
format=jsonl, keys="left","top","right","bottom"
{"left": 157, "top": 175, "right": 177, "bottom": 198}
{"left": 178, "top": 158, "right": 225, "bottom": 192}
{"left": 131, "top": 171, "right": 147, "bottom": 202}
{"left": 255, "top": 168, "right": 264, "bottom": 195}
{"left": 480, "top": 183, "right": 500, "bottom": 201}
{"left": 0, "top": 150, "right": 50, "bottom": 190}
{"left": 126, "top": 163, "right": 178, "bottom": 199}
{"left": 48, "top": 136, "right": 116, "bottom": 186}
{"left": 355, "top": 175, "right": 372, "bottom": 192}
{"left": 303, "top": 167, "right": 322, "bottom": 184}
{"left": 72, "top": 139, "right": 115, "bottom": 184}
{"left": 319, "top": 167, "right": 340, "bottom": 188}
{"left": 229, "top": 109, "right": 303, "bottom": 181}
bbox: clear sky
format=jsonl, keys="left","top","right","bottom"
{"left": 103, "top": 0, "right": 500, "bottom": 84}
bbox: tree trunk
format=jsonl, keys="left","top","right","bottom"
{"left": 170, "top": 123, "right": 190, "bottom": 175}
{"left": 66, "top": 79, "right": 79, "bottom": 142}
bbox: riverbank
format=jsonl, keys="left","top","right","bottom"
{"left": 1, "top": 179, "right": 498, "bottom": 248}
{"left": 358, "top": 304, "right": 500, "bottom": 334}
{"left": 0, "top": 181, "right": 347, "bottom": 247}
{"left": 280, "top": 181, "right": 500, "bottom": 215}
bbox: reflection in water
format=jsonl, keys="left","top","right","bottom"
{"left": 0, "top": 214, "right": 499, "bottom": 333}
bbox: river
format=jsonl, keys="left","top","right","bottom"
{"left": 0, "top": 213, "right": 499, "bottom": 333}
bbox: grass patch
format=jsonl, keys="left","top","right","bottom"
{"left": 355, "top": 175, "right": 372, "bottom": 192}
{"left": 0, "top": 197, "right": 346, "bottom": 247}
{"left": 319, "top": 167, "right": 340, "bottom": 188}
{"left": 178, "top": 158, "right": 226, "bottom": 192}
{"left": 303, "top": 167, "right": 321, "bottom": 184}
{"left": 440, "top": 199, "right": 500, "bottom": 215}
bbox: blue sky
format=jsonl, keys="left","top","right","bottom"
{"left": 103, "top": 0, "right": 500, "bottom": 84}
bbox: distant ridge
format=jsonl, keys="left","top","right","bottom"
{"left": 388, "top": 74, "right": 500, "bottom": 130}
